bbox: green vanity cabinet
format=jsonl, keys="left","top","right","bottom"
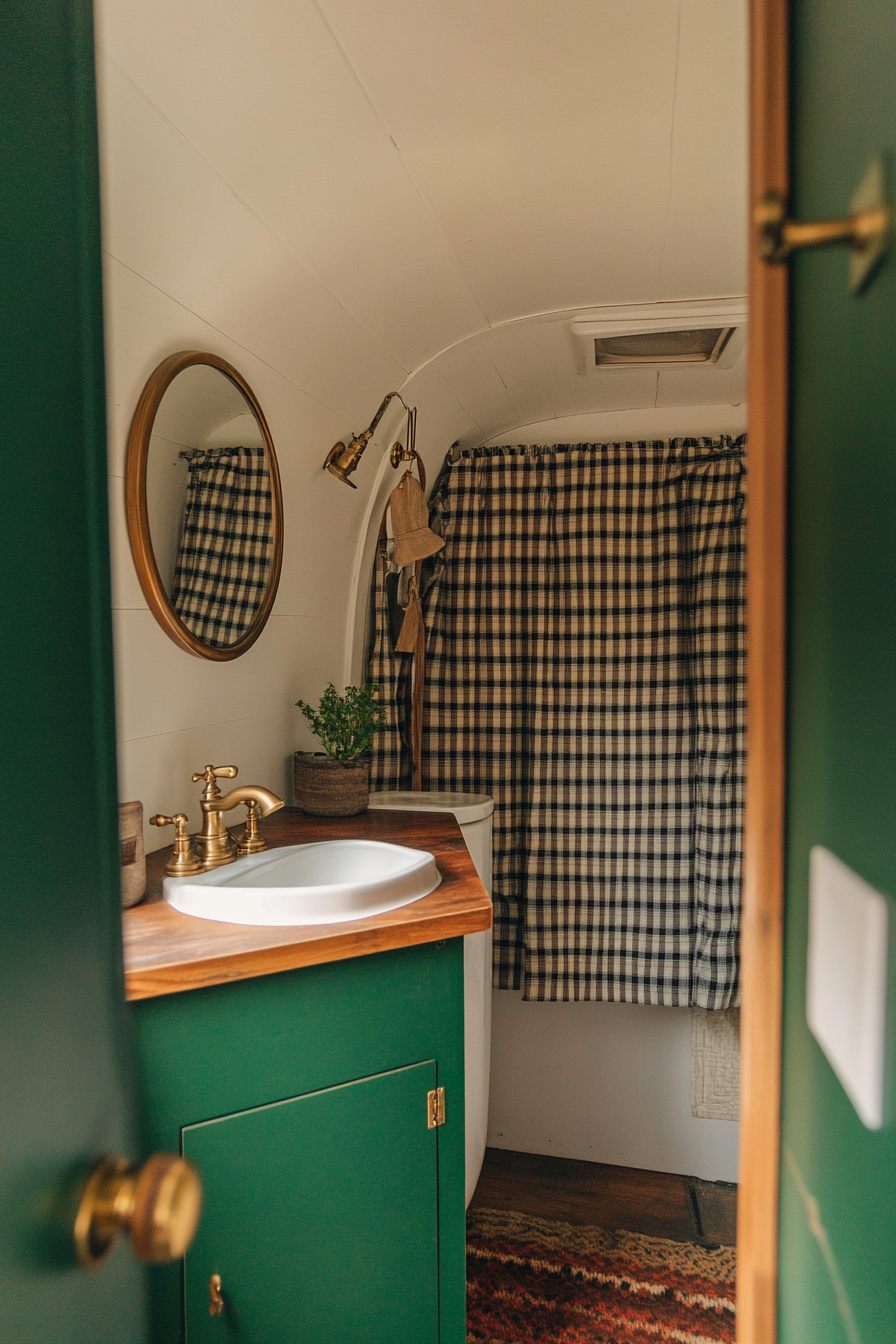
{"left": 183, "top": 1062, "right": 439, "bottom": 1342}
{"left": 129, "top": 938, "right": 466, "bottom": 1344}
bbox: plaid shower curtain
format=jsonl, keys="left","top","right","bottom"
{"left": 368, "top": 535, "right": 414, "bottom": 789}
{"left": 172, "top": 446, "right": 273, "bottom": 648}
{"left": 370, "top": 437, "right": 746, "bottom": 1008}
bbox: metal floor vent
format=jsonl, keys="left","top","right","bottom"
{"left": 593, "top": 326, "right": 735, "bottom": 367}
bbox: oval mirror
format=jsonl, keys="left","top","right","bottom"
{"left": 126, "top": 352, "right": 283, "bottom": 660}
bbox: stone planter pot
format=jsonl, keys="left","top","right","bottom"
{"left": 293, "top": 752, "right": 371, "bottom": 817}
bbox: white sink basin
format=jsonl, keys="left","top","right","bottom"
{"left": 163, "top": 839, "right": 441, "bottom": 926}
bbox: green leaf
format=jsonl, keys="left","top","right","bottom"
{"left": 295, "top": 683, "right": 386, "bottom": 760}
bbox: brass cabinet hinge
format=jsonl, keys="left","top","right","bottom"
{"left": 427, "top": 1087, "right": 445, "bottom": 1129}
{"left": 208, "top": 1274, "right": 224, "bottom": 1317}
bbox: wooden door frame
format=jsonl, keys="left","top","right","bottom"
{"left": 738, "top": 1, "right": 789, "bottom": 1342}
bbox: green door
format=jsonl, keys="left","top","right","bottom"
{"left": 183, "top": 1063, "right": 440, "bottom": 1343}
{"left": 781, "top": 1, "right": 896, "bottom": 1340}
{"left": 0, "top": 2, "right": 148, "bottom": 1339}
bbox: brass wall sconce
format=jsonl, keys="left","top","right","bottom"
{"left": 324, "top": 391, "right": 417, "bottom": 487}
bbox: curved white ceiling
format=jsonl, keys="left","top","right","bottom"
{"left": 317, "top": 0, "right": 748, "bottom": 335}
{"left": 99, "top": 0, "right": 747, "bottom": 457}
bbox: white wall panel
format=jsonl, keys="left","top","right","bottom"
{"left": 272, "top": 525, "right": 355, "bottom": 621}
{"left": 659, "top": 0, "right": 749, "bottom": 300}
{"left": 95, "top": 0, "right": 486, "bottom": 370}
{"left": 549, "top": 368, "right": 662, "bottom": 418}
{"left": 484, "top": 403, "right": 747, "bottom": 448}
{"left": 97, "top": 56, "right": 406, "bottom": 423}
{"left": 439, "top": 347, "right": 520, "bottom": 440}
{"left": 655, "top": 361, "right": 746, "bottom": 408}
{"left": 107, "top": 477, "right": 148, "bottom": 612}
{"left": 483, "top": 324, "right": 562, "bottom": 427}
{"left": 489, "top": 994, "right": 739, "bottom": 1182}
{"left": 318, "top": 0, "right": 682, "bottom": 322}
{"left": 111, "top": 611, "right": 313, "bottom": 743}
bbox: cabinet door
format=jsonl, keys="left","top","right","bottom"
{"left": 182, "top": 1062, "right": 439, "bottom": 1343}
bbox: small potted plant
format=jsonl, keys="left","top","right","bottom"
{"left": 293, "top": 682, "right": 386, "bottom": 816}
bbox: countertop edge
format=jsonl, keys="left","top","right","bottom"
{"left": 124, "top": 903, "right": 492, "bottom": 1001}
{"left": 123, "top": 808, "right": 493, "bottom": 1001}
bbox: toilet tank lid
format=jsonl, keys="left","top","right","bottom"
{"left": 368, "top": 791, "right": 494, "bottom": 824}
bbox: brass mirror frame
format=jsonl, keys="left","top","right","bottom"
{"left": 125, "top": 351, "right": 284, "bottom": 661}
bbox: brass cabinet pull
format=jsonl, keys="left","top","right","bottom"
{"left": 756, "top": 158, "right": 890, "bottom": 292}
{"left": 74, "top": 1153, "right": 202, "bottom": 1267}
{"left": 209, "top": 1273, "right": 225, "bottom": 1317}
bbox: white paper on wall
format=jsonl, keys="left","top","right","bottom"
{"left": 807, "top": 846, "right": 890, "bottom": 1130}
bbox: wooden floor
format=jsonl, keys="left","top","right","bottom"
{"left": 469, "top": 1148, "right": 737, "bottom": 1248}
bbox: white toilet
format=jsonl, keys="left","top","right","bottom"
{"left": 368, "top": 791, "right": 493, "bottom": 1207}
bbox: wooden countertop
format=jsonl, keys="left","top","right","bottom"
{"left": 122, "top": 807, "right": 492, "bottom": 1001}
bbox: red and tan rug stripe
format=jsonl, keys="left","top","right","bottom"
{"left": 467, "top": 1207, "right": 736, "bottom": 1344}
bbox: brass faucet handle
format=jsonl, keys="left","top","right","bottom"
{"left": 150, "top": 812, "right": 188, "bottom": 837}
{"left": 191, "top": 764, "right": 238, "bottom": 787}
{"left": 149, "top": 813, "right": 203, "bottom": 877}
{"left": 236, "top": 799, "right": 268, "bottom": 856}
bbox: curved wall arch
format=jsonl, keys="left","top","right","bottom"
{"left": 96, "top": 0, "right": 747, "bottom": 855}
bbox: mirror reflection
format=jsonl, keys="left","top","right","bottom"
{"left": 127, "top": 353, "right": 283, "bottom": 660}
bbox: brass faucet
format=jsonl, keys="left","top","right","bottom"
{"left": 190, "top": 765, "right": 285, "bottom": 870}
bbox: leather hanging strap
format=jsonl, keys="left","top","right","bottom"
{"left": 407, "top": 450, "right": 426, "bottom": 788}
{"left": 378, "top": 449, "right": 429, "bottom": 787}
{"left": 409, "top": 556, "right": 425, "bottom": 790}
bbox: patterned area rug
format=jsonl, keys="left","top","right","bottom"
{"left": 467, "top": 1208, "right": 736, "bottom": 1344}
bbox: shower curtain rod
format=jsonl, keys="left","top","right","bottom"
{"left": 446, "top": 432, "right": 745, "bottom": 465}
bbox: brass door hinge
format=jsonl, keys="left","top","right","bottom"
{"left": 427, "top": 1087, "right": 445, "bottom": 1129}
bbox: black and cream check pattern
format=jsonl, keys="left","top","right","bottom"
{"left": 371, "top": 437, "right": 745, "bottom": 1008}
{"left": 172, "top": 446, "right": 273, "bottom": 649}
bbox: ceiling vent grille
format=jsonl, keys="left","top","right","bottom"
{"left": 570, "top": 302, "right": 748, "bottom": 378}
{"left": 593, "top": 327, "right": 734, "bottom": 367}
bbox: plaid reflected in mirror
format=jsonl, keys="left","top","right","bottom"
{"left": 172, "top": 446, "right": 273, "bottom": 648}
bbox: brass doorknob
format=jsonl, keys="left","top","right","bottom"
{"left": 74, "top": 1153, "right": 202, "bottom": 1267}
